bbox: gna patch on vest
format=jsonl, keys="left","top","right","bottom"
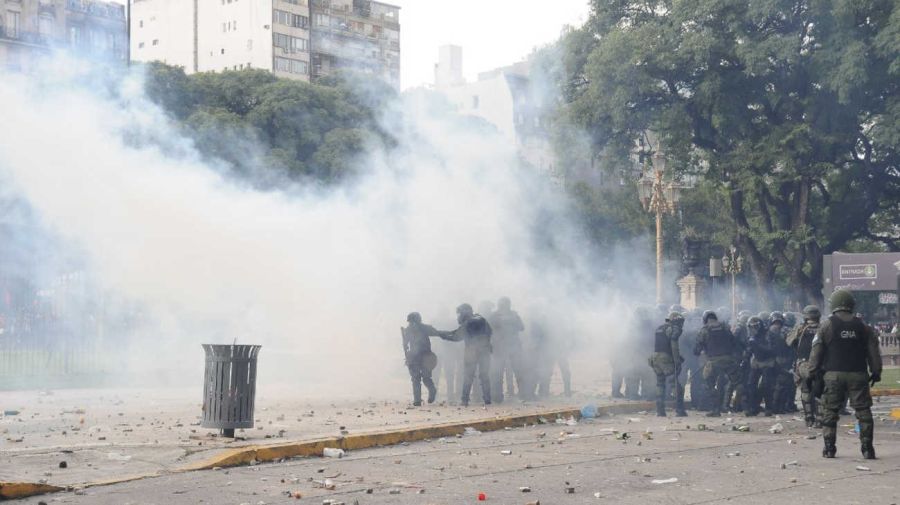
{"left": 839, "top": 329, "right": 859, "bottom": 339}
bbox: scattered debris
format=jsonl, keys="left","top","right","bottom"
{"left": 477, "top": 492, "right": 486, "bottom": 500}
{"left": 519, "top": 486, "right": 531, "bottom": 492}
{"left": 464, "top": 427, "right": 481, "bottom": 436}
{"left": 500, "top": 450, "right": 513, "bottom": 455}
{"left": 3, "top": 410, "right": 20, "bottom": 416}
{"left": 856, "top": 466, "right": 871, "bottom": 472}
{"left": 732, "top": 425, "right": 751, "bottom": 432}
{"left": 58, "top": 461, "right": 67, "bottom": 469}
{"left": 106, "top": 452, "right": 132, "bottom": 461}
{"left": 388, "top": 489, "right": 401, "bottom": 495}
{"left": 581, "top": 404, "right": 597, "bottom": 418}
{"left": 651, "top": 478, "right": 678, "bottom": 484}
{"left": 769, "top": 423, "right": 784, "bottom": 434}
{"left": 323, "top": 448, "right": 345, "bottom": 458}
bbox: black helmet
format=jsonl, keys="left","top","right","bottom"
{"left": 669, "top": 304, "right": 685, "bottom": 314}
{"left": 738, "top": 314, "right": 750, "bottom": 325}
{"left": 829, "top": 289, "right": 856, "bottom": 313}
{"left": 666, "top": 311, "right": 685, "bottom": 325}
{"left": 407, "top": 312, "right": 422, "bottom": 324}
{"left": 769, "top": 311, "right": 784, "bottom": 323}
{"left": 748, "top": 316, "right": 763, "bottom": 331}
{"left": 802, "top": 305, "right": 821, "bottom": 321}
{"left": 456, "top": 303, "right": 473, "bottom": 316}
{"left": 783, "top": 312, "right": 797, "bottom": 327}
{"left": 738, "top": 310, "right": 752, "bottom": 319}
{"left": 702, "top": 310, "right": 718, "bottom": 324}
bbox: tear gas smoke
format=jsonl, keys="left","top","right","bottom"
{"left": 0, "top": 55, "right": 657, "bottom": 396}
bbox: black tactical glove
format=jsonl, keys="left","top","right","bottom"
{"left": 869, "top": 372, "right": 881, "bottom": 387}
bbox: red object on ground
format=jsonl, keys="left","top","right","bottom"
{"left": 478, "top": 492, "right": 486, "bottom": 501}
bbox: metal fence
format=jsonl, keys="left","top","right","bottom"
{"left": 0, "top": 331, "right": 109, "bottom": 389}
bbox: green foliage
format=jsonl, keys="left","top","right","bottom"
{"left": 550, "top": 0, "right": 900, "bottom": 304}
{"left": 141, "top": 64, "right": 395, "bottom": 183}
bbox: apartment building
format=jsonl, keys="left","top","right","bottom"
{"left": 0, "top": 0, "right": 127, "bottom": 71}
{"left": 434, "top": 45, "right": 557, "bottom": 180}
{"left": 131, "top": 0, "right": 399, "bottom": 87}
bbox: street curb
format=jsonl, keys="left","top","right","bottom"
{"left": 872, "top": 389, "right": 900, "bottom": 396}
{"left": 0, "top": 401, "right": 653, "bottom": 500}
{"left": 0, "top": 482, "right": 64, "bottom": 500}
{"left": 180, "top": 401, "right": 654, "bottom": 471}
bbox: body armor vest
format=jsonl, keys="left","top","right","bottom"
{"left": 705, "top": 323, "right": 732, "bottom": 357}
{"left": 654, "top": 325, "right": 672, "bottom": 354}
{"left": 823, "top": 316, "right": 868, "bottom": 372}
{"left": 796, "top": 323, "right": 818, "bottom": 361}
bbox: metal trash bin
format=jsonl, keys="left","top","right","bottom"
{"left": 201, "top": 344, "right": 262, "bottom": 437}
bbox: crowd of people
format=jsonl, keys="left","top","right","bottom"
{"left": 400, "top": 297, "right": 572, "bottom": 407}
{"left": 615, "top": 289, "right": 884, "bottom": 460}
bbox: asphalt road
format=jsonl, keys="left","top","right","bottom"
{"left": 17, "top": 398, "right": 900, "bottom": 505}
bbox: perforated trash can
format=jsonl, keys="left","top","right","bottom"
{"left": 201, "top": 344, "right": 262, "bottom": 437}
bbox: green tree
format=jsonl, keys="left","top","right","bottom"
{"left": 141, "top": 64, "right": 395, "bottom": 184}
{"left": 554, "top": 0, "right": 900, "bottom": 304}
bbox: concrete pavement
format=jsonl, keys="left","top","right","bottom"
{"left": 11, "top": 396, "right": 900, "bottom": 504}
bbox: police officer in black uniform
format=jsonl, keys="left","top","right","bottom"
{"left": 808, "top": 290, "right": 882, "bottom": 459}
{"left": 786, "top": 305, "right": 822, "bottom": 427}
{"left": 442, "top": 303, "right": 493, "bottom": 407}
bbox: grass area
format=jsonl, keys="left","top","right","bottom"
{"left": 873, "top": 367, "right": 900, "bottom": 390}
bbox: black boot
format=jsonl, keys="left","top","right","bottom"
{"left": 822, "top": 437, "right": 836, "bottom": 458}
{"left": 427, "top": 385, "right": 437, "bottom": 404}
{"left": 861, "top": 442, "right": 876, "bottom": 460}
{"left": 656, "top": 399, "right": 666, "bottom": 417}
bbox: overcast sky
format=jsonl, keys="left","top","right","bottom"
{"left": 114, "top": 0, "right": 589, "bottom": 89}
{"left": 391, "top": 0, "right": 589, "bottom": 89}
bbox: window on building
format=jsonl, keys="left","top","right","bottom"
{"left": 223, "top": 22, "right": 226, "bottom": 32}
{"left": 274, "top": 33, "right": 307, "bottom": 53}
{"left": 138, "top": 42, "right": 144, "bottom": 48}
{"left": 139, "top": 19, "right": 143, "bottom": 28}
{"left": 221, "top": 48, "right": 225, "bottom": 54}
{"left": 6, "top": 11, "right": 20, "bottom": 38}
{"left": 274, "top": 56, "right": 308, "bottom": 75}
{"left": 38, "top": 14, "right": 53, "bottom": 37}
{"left": 152, "top": 39, "right": 158, "bottom": 46}
{"left": 314, "top": 13, "right": 329, "bottom": 26}
{"left": 275, "top": 10, "right": 307, "bottom": 28}
{"left": 472, "top": 96, "right": 479, "bottom": 109}
{"left": 68, "top": 25, "right": 81, "bottom": 45}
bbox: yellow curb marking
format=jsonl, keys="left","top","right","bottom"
{"left": 0, "top": 401, "right": 654, "bottom": 500}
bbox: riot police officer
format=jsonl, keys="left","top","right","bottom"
{"left": 442, "top": 303, "right": 493, "bottom": 407}
{"left": 745, "top": 316, "right": 776, "bottom": 416}
{"left": 808, "top": 290, "right": 882, "bottom": 459}
{"left": 769, "top": 312, "right": 794, "bottom": 414}
{"left": 402, "top": 313, "right": 450, "bottom": 406}
{"left": 649, "top": 311, "right": 687, "bottom": 417}
{"left": 786, "top": 305, "right": 822, "bottom": 427}
{"left": 694, "top": 311, "right": 739, "bottom": 417}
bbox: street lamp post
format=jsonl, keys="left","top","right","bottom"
{"left": 722, "top": 246, "right": 743, "bottom": 317}
{"left": 637, "top": 149, "right": 681, "bottom": 305}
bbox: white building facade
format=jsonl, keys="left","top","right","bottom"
{"left": 131, "top": 0, "right": 399, "bottom": 86}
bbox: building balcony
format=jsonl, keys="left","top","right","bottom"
{"left": 0, "top": 27, "right": 54, "bottom": 46}
{"left": 311, "top": 0, "right": 399, "bottom": 30}
{"left": 66, "top": 0, "right": 126, "bottom": 20}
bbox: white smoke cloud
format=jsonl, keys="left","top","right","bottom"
{"left": 0, "top": 55, "right": 656, "bottom": 397}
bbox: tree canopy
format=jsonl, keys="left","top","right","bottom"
{"left": 548, "top": 0, "right": 900, "bottom": 305}
{"left": 142, "top": 63, "right": 395, "bottom": 184}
